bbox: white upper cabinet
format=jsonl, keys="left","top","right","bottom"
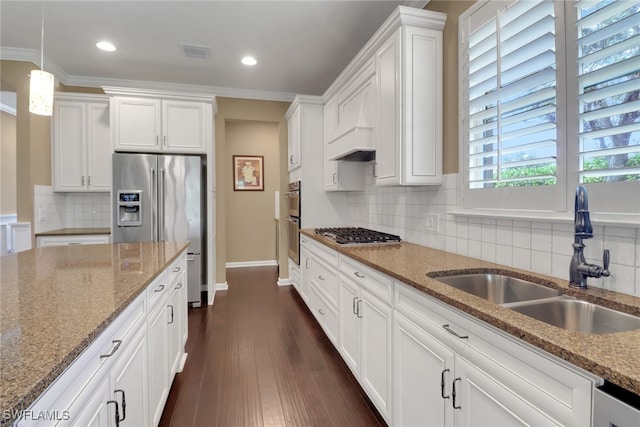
{"left": 104, "top": 88, "right": 214, "bottom": 154}
{"left": 52, "top": 93, "right": 111, "bottom": 192}
{"left": 287, "top": 103, "right": 302, "bottom": 171}
{"left": 111, "top": 97, "right": 209, "bottom": 153}
{"left": 375, "top": 19, "right": 445, "bottom": 186}
{"left": 320, "top": 6, "right": 446, "bottom": 187}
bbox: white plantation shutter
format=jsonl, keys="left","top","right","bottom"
{"left": 575, "top": 0, "right": 640, "bottom": 183}
{"left": 466, "top": 0, "right": 557, "bottom": 188}
{"left": 461, "top": 0, "right": 565, "bottom": 211}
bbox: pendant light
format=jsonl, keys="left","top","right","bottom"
{"left": 29, "top": 6, "right": 54, "bottom": 116}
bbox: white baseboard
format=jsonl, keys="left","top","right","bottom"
{"left": 277, "top": 278, "right": 291, "bottom": 287}
{"left": 177, "top": 353, "right": 188, "bottom": 373}
{"left": 225, "top": 260, "right": 278, "bottom": 269}
{"left": 215, "top": 281, "right": 229, "bottom": 291}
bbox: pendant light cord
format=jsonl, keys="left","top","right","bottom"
{"left": 40, "top": 5, "right": 45, "bottom": 70}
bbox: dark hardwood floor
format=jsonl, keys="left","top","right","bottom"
{"left": 159, "top": 266, "right": 386, "bottom": 427}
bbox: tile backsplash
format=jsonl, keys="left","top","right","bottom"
{"left": 347, "top": 164, "right": 640, "bottom": 298}
{"left": 33, "top": 185, "right": 111, "bottom": 234}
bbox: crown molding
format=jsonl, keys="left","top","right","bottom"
{"left": 2, "top": 47, "right": 296, "bottom": 103}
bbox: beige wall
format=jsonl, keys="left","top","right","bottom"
{"left": 0, "top": 60, "right": 52, "bottom": 232}
{"left": 215, "top": 97, "right": 291, "bottom": 285}
{"left": 1, "top": 110, "right": 17, "bottom": 215}
{"left": 224, "top": 120, "right": 279, "bottom": 263}
{"left": 425, "top": 0, "right": 476, "bottom": 174}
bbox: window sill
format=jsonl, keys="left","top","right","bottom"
{"left": 448, "top": 208, "right": 640, "bottom": 227}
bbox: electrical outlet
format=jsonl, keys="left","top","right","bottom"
{"left": 425, "top": 214, "right": 439, "bottom": 232}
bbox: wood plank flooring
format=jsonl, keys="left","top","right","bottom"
{"left": 159, "top": 266, "right": 386, "bottom": 427}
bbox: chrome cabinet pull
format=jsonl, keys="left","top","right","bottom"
{"left": 164, "top": 135, "right": 167, "bottom": 146}
{"left": 352, "top": 296, "right": 358, "bottom": 315}
{"left": 88, "top": 176, "right": 91, "bottom": 186}
{"left": 290, "top": 155, "right": 294, "bottom": 165}
{"left": 354, "top": 272, "right": 365, "bottom": 279}
{"left": 168, "top": 305, "right": 174, "bottom": 324}
{"left": 68, "top": 242, "right": 82, "bottom": 246}
{"left": 81, "top": 176, "right": 85, "bottom": 186}
{"left": 154, "top": 284, "right": 165, "bottom": 293}
{"left": 318, "top": 308, "right": 325, "bottom": 315}
{"left": 452, "top": 378, "right": 462, "bottom": 410}
{"left": 114, "top": 389, "right": 126, "bottom": 421}
{"left": 441, "top": 369, "right": 450, "bottom": 399}
{"left": 318, "top": 275, "right": 325, "bottom": 281}
{"left": 305, "top": 258, "right": 310, "bottom": 269}
{"left": 356, "top": 299, "right": 363, "bottom": 318}
{"left": 100, "top": 340, "right": 122, "bottom": 359}
{"left": 107, "top": 400, "right": 121, "bottom": 427}
{"left": 173, "top": 266, "right": 181, "bottom": 273}
{"left": 156, "top": 135, "right": 160, "bottom": 145}
{"left": 443, "top": 324, "right": 468, "bottom": 340}
{"left": 333, "top": 172, "right": 337, "bottom": 184}
{"left": 175, "top": 282, "right": 183, "bottom": 290}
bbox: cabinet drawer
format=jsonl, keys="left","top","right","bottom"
{"left": 310, "top": 256, "right": 338, "bottom": 308}
{"left": 147, "top": 271, "right": 168, "bottom": 310}
{"left": 310, "top": 283, "right": 338, "bottom": 346}
{"left": 340, "top": 257, "right": 393, "bottom": 305}
{"left": 168, "top": 254, "right": 186, "bottom": 287}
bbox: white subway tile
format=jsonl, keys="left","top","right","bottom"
{"left": 468, "top": 240, "right": 482, "bottom": 259}
{"left": 603, "top": 264, "right": 635, "bottom": 296}
{"left": 551, "top": 253, "right": 571, "bottom": 281}
{"left": 512, "top": 247, "right": 531, "bottom": 270}
{"left": 603, "top": 235, "right": 636, "bottom": 267}
{"left": 531, "top": 229, "right": 552, "bottom": 252}
{"left": 482, "top": 242, "right": 496, "bottom": 263}
{"left": 531, "top": 250, "right": 552, "bottom": 276}
{"left": 513, "top": 226, "right": 531, "bottom": 249}
{"left": 496, "top": 245, "right": 513, "bottom": 267}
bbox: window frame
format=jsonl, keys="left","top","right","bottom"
{"left": 458, "top": 0, "right": 639, "bottom": 222}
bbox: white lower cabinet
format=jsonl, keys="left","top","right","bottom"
{"left": 37, "top": 234, "right": 110, "bottom": 247}
{"left": 338, "top": 258, "right": 393, "bottom": 423}
{"left": 394, "top": 282, "right": 595, "bottom": 427}
{"left": 18, "top": 252, "right": 187, "bottom": 427}
{"left": 293, "top": 238, "right": 598, "bottom": 427}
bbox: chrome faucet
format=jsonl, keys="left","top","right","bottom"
{"left": 569, "top": 185, "right": 610, "bottom": 289}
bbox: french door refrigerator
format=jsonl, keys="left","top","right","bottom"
{"left": 112, "top": 153, "right": 205, "bottom": 307}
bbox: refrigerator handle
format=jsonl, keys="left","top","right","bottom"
{"left": 160, "top": 168, "right": 165, "bottom": 241}
{"left": 150, "top": 168, "right": 157, "bottom": 241}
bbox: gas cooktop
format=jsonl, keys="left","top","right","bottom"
{"left": 315, "top": 227, "right": 402, "bottom": 245}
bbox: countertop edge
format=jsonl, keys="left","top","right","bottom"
{"left": 35, "top": 228, "right": 111, "bottom": 237}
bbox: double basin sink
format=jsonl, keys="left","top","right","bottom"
{"left": 431, "top": 272, "right": 640, "bottom": 334}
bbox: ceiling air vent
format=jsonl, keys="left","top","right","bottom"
{"left": 181, "top": 43, "right": 210, "bottom": 59}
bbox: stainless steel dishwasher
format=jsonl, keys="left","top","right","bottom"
{"left": 594, "top": 383, "right": 640, "bottom": 426}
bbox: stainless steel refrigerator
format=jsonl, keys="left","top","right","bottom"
{"left": 112, "top": 153, "right": 205, "bottom": 307}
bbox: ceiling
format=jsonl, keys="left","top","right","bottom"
{"left": 1, "top": 1, "right": 428, "bottom": 101}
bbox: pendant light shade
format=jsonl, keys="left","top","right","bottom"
{"left": 29, "top": 6, "right": 53, "bottom": 116}
{"left": 29, "top": 69, "right": 54, "bottom": 116}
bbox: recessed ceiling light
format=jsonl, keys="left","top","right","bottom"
{"left": 96, "top": 41, "right": 116, "bottom": 52}
{"left": 241, "top": 56, "right": 257, "bottom": 66}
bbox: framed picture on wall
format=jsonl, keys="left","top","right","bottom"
{"left": 233, "top": 155, "right": 264, "bottom": 191}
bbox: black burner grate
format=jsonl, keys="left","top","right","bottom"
{"left": 315, "top": 227, "right": 402, "bottom": 245}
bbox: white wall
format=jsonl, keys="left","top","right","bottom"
{"left": 347, "top": 164, "right": 640, "bottom": 298}
{"left": 33, "top": 185, "right": 111, "bottom": 234}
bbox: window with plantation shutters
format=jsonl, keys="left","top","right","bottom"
{"left": 575, "top": 0, "right": 640, "bottom": 183}
{"left": 460, "top": 0, "right": 566, "bottom": 211}
{"left": 460, "top": 0, "right": 639, "bottom": 217}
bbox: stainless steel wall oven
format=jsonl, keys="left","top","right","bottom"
{"left": 286, "top": 181, "right": 301, "bottom": 264}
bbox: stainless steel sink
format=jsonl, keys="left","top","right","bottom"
{"left": 509, "top": 297, "right": 640, "bottom": 334}
{"left": 432, "top": 273, "right": 560, "bottom": 304}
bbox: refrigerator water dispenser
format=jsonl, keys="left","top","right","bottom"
{"left": 117, "top": 190, "right": 142, "bottom": 226}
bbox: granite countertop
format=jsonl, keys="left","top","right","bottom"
{"left": 0, "top": 241, "right": 189, "bottom": 426}
{"left": 301, "top": 229, "right": 640, "bottom": 395}
{"left": 34, "top": 227, "right": 111, "bottom": 237}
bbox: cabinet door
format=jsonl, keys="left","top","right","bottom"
{"left": 147, "top": 302, "right": 169, "bottom": 426}
{"left": 86, "top": 102, "right": 111, "bottom": 191}
{"left": 53, "top": 101, "right": 86, "bottom": 191}
{"left": 323, "top": 95, "right": 339, "bottom": 189}
{"left": 162, "top": 100, "right": 207, "bottom": 153}
{"left": 287, "top": 105, "right": 301, "bottom": 171}
{"left": 112, "top": 97, "right": 162, "bottom": 152}
{"left": 298, "top": 248, "right": 311, "bottom": 303}
{"left": 359, "top": 288, "right": 393, "bottom": 422}
{"left": 167, "top": 285, "right": 182, "bottom": 375}
{"left": 110, "top": 327, "right": 149, "bottom": 427}
{"left": 69, "top": 375, "right": 112, "bottom": 427}
{"left": 375, "top": 28, "right": 401, "bottom": 186}
{"left": 453, "top": 356, "right": 560, "bottom": 427}
{"left": 338, "top": 277, "right": 360, "bottom": 375}
{"left": 394, "top": 313, "right": 455, "bottom": 427}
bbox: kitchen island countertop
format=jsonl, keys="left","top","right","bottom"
{"left": 0, "top": 241, "right": 188, "bottom": 426}
{"left": 301, "top": 229, "right": 640, "bottom": 396}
